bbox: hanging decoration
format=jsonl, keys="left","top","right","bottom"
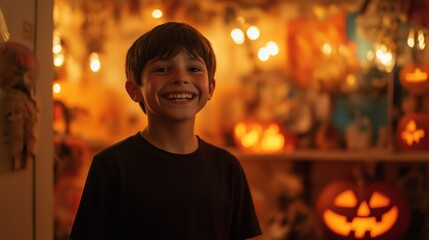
{"left": 0, "top": 42, "right": 39, "bottom": 171}
{"left": 356, "top": 0, "right": 408, "bottom": 43}
{"left": 81, "top": 0, "right": 111, "bottom": 72}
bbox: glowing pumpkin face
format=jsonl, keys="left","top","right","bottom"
{"left": 317, "top": 180, "right": 410, "bottom": 240}
{"left": 399, "top": 63, "right": 429, "bottom": 95}
{"left": 396, "top": 113, "right": 429, "bottom": 151}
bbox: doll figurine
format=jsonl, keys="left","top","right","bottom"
{"left": 0, "top": 42, "right": 39, "bottom": 171}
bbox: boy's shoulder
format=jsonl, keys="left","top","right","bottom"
{"left": 199, "top": 137, "right": 230, "bottom": 153}
{"left": 198, "top": 137, "right": 241, "bottom": 163}
{"left": 95, "top": 132, "right": 141, "bottom": 158}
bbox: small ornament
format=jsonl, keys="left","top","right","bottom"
{"left": 0, "top": 42, "right": 39, "bottom": 171}
{"left": 395, "top": 113, "right": 429, "bottom": 151}
{"left": 345, "top": 115, "right": 373, "bottom": 151}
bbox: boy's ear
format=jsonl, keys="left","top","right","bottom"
{"left": 125, "top": 80, "right": 144, "bottom": 102}
{"left": 208, "top": 79, "right": 216, "bottom": 100}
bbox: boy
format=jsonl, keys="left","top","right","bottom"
{"left": 70, "top": 22, "right": 261, "bottom": 239}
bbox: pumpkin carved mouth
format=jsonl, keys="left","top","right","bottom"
{"left": 323, "top": 206, "right": 398, "bottom": 238}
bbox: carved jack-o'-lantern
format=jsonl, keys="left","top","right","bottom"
{"left": 233, "top": 121, "right": 295, "bottom": 153}
{"left": 396, "top": 113, "right": 429, "bottom": 151}
{"left": 399, "top": 63, "right": 429, "bottom": 95}
{"left": 316, "top": 180, "right": 410, "bottom": 240}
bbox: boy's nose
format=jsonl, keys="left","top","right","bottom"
{"left": 173, "top": 70, "right": 190, "bottom": 84}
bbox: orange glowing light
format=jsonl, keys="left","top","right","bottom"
{"left": 401, "top": 120, "right": 425, "bottom": 146}
{"left": 317, "top": 181, "right": 410, "bottom": 240}
{"left": 399, "top": 63, "right": 429, "bottom": 95}
{"left": 405, "top": 67, "right": 428, "bottom": 82}
{"left": 324, "top": 191, "right": 397, "bottom": 238}
{"left": 53, "top": 82, "right": 61, "bottom": 94}
{"left": 233, "top": 121, "right": 287, "bottom": 153}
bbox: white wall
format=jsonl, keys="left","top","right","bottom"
{"left": 0, "top": 0, "right": 53, "bottom": 239}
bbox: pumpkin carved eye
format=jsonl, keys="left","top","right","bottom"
{"left": 334, "top": 190, "right": 356, "bottom": 207}
{"left": 369, "top": 192, "right": 390, "bottom": 208}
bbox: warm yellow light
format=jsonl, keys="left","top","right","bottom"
{"left": 346, "top": 74, "right": 356, "bottom": 87}
{"left": 53, "top": 82, "right": 61, "bottom": 94}
{"left": 241, "top": 130, "right": 260, "bottom": 148}
{"left": 89, "top": 52, "right": 101, "bottom": 72}
{"left": 266, "top": 41, "right": 279, "bottom": 56}
{"left": 231, "top": 28, "right": 245, "bottom": 44}
{"left": 234, "top": 122, "right": 286, "bottom": 153}
{"left": 260, "top": 124, "right": 285, "bottom": 152}
{"left": 258, "top": 47, "right": 269, "bottom": 61}
{"left": 375, "top": 44, "right": 395, "bottom": 72}
{"left": 418, "top": 41, "right": 426, "bottom": 50}
{"left": 405, "top": 68, "right": 428, "bottom": 82}
{"left": 54, "top": 53, "right": 64, "bottom": 67}
{"left": 246, "top": 25, "right": 260, "bottom": 40}
{"left": 407, "top": 29, "right": 415, "bottom": 48}
{"left": 376, "top": 45, "right": 392, "bottom": 65}
{"left": 379, "top": 52, "right": 393, "bottom": 65}
{"left": 322, "top": 43, "right": 332, "bottom": 55}
{"left": 53, "top": 44, "right": 62, "bottom": 54}
{"left": 52, "top": 35, "right": 62, "bottom": 54}
{"left": 417, "top": 29, "right": 426, "bottom": 50}
{"left": 152, "top": 9, "right": 163, "bottom": 19}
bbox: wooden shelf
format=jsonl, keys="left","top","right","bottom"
{"left": 229, "top": 149, "right": 429, "bottom": 162}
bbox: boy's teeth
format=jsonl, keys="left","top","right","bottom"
{"left": 166, "top": 93, "right": 193, "bottom": 99}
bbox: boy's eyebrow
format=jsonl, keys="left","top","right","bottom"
{"left": 185, "top": 54, "right": 206, "bottom": 63}
{"left": 186, "top": 54, "right": 201, "bottom": 60}
{"left": 151, "top": 54, "right": 204, "bottom": 62}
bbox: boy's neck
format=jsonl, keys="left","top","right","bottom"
{"left": 141, "top": 121, "right": 198, "bottom": 154}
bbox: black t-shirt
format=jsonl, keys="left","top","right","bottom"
{"left": 70, "top": 133, "right": 261, "bottom": 239}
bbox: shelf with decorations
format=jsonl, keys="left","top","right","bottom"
{"left": 220, "top": 1, "right": 429, "bottom": 160}
{"left": 230, "top": 149, "right": 429, "bottom": 162}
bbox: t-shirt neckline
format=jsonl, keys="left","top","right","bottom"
{"left": 135, "top": 132, "right": 202, "bottom": 160}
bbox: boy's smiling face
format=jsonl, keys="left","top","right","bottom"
{"left": 130, "top": 49, "right": 215, "bottom": 121}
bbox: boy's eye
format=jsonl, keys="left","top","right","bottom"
{"left": 154, "top": 67, "right": 168, "bottom": 72}
{"left": 188, "top": 66, "right": 202, "bottom": 72}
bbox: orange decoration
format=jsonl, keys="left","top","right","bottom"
{"left": 396, "top": 113, "right": 429, "bottom": 151}
{"left": 317, "top": 180, "right": 410, "bottom": 240}
{"left": 399, "top": 63, "right": 429, "bottom": 95}
{"left": 233, "top": 121, "right": 295, "bottom": 153}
